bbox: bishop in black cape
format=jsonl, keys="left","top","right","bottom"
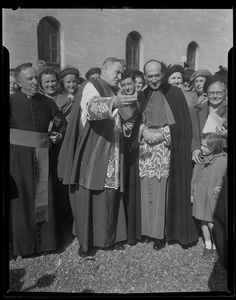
{"left": 127, "top": 82, "right": 199, "bottom": 247}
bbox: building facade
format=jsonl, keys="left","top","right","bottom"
{"left": 3, "top": 8, "right": 233, "bottom": 76}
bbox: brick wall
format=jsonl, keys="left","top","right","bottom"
{"left": 3, "top": 8, "right": 233, "bottom": 76}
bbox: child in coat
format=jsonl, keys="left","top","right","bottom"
{"left": 191, "top": 132, "right": 227, "bottom": 261}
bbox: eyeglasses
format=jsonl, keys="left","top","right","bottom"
{"left": 207, "top": 91, "right": 224, "bottom": 97}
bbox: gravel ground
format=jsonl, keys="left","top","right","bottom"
{"left": 7, "top": 234, "right": 230, "bottom": 295}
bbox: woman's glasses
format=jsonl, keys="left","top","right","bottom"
{"left": 207, "top": 91, "right": 224, "bottom": 97}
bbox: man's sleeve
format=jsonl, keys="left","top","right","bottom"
{"left": 189, "top": 107, "right": 199, "bottom": 152}
{"left": 80, "top": 82, "right": 117, "bottom": 125}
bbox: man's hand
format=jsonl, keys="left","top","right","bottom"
{"left": 113, "top": 93, "right": 137, "bottom": 108}
{"left": 142, "top": 128, "right": 164, "bottom": 144}
{"left": 192, "top": 149, "right": 203, "bottom": 164}
{"left": 123, "top": 121, "right": 134, "bottom": 137}
{"left": 49, "top": 132, "right": 63, "bottom": 144}
{"left": 124, "top": 121, "right": 134, "bottom": 131}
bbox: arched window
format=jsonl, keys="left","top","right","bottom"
{"left": 37, "top": 17, "right": 60, "bottom": 68}
{"left": 186, "top": 42, "right": 199, "bottom": 70}
{"left": 126, "top": 31, "right": 142, "bottom": 70}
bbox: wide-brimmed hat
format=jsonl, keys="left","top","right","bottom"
{"left": 85, "top": 67, "right": 101, "bottom": 80}
{"left": 190, "top": 69, "right": 212, "bottom": 82}
{"left": 59, "top": 65, "right": 80, "bottom": 79}
{"left": 203, "top": 74, "right": 227, "bottom": 93}
{"left": 164, "top": 64, "right": 184, "bottom": 81}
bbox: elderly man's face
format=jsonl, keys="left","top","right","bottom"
{"left": 103, "top": 62, "right": 124, "bottom": 87}
{"left": 18, "top": 67, "right": 38, "bottom": 96}
{"left": 144, "top": 62, "right": 164, "bottom": 90}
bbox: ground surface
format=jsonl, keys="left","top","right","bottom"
{"left": 6, "top": 235, "right": 230, "bottom": 296}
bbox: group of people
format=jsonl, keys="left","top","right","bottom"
{"left": 9, "top": 57, "right": 228, "bottom": 270}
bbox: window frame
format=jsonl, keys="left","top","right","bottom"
{"left": 187, "top": 41, "right": 199, "bottom": 70}
{"left": 126, "top": 31, "right": 142, "bottom": 70}
{"left": 37, "top": 17, "right": 60, "bottom": 68}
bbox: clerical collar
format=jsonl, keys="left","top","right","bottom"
{"left": 146, "top": 85, "right": 161, "bottom": 92}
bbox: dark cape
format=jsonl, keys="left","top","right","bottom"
{"left": 10, "top": 91, "right": 67, "bottom": 256}
{"left": 162, "top": 82, "right": 199, "bottom": 246}
{"left": 127, "top": 84, "right": 198, "bottom": 246}
{"left": 125, "top": 91, "right": 147, "bottom": 244}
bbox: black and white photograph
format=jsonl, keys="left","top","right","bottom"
{"left": 2, "top": 7, "right": 234, "bottom": 296}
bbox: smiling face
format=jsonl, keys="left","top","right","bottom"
{"left": 17, "top": 67, "right": 38, "bottom": 96}
{"left": 200, "top": 139, "right": 212, "bottom": 156}
{"left": 62, "top": 74, "right": 79, "bottom": 95}
{"left": 168, "top": 72, "right": 183, "bottom": 88}
{"left": 144, "top": 61, "right": 164, "bottom": 90}
{"left": 102, "top": 61, "right": 124, "bottom": 87}
{"left": 207, "top": 82, "right": 226, "bottom": 108}
{"left": 134, "top": 76, "right": 145, "bottom": 92}
{"left": 120, "top": 77, "right": 135, "bottom": 95}
{"left": 41, "top": 73, "right": 58, "bottom": 96}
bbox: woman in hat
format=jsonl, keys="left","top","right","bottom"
{"left": 164, "top": 64, "right": 198, "bottom": 108}
{"left": 183, "top": 68, "right": 195, "bottom": 92}
{"left": 54, "top": 65, "right": 80, "bottom": 121}
{"left": 190, "top": 74, "right": 228, "bottom": 165}
{"left": 85, "top": 67, "right": 101, "bottom": 80}
{"left": 190, "top": 69, "right": 212, "bottom": 104}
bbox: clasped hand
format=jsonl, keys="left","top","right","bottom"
{"left": 113, "top": 93, "right": 138, "bottom": 108}
{"left": 49, "top": 132, "right": 63, "bottom": 144}
{"left": 143, "top": 128, "right": 164, "bottom": 144}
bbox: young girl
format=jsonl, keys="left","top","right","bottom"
{"left": 191, "top": 133, "right": 227, "bottom": 260}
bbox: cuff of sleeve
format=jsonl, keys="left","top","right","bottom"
{"left": 110, "top": 96, "right": 119, "bottom": 117}
{"left": 139, "top": 124, "right": 148, "bottom": 144}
